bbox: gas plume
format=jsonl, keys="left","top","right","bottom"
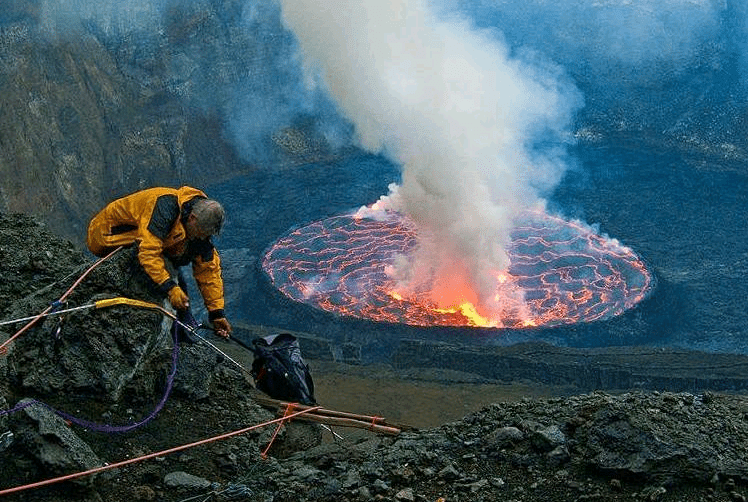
{"left": 279, "top": 0, "right": 582, "bottom": 317}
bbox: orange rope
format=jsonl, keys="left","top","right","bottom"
{"left": 59, "top": 246, "right": 124, "bottom": 304}
{"left": 0, "top": 246, "right": 123, "bottom": 356}
{"left": 261, "top": 403, "right": 296, "bottom": 459}
{"left": 0, "top": 405, "right": 321, "bottom": 497}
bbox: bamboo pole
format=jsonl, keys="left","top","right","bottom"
{"left": 296, "top": 407, "right": 386, "bottom": 423}
{"left": 247, "top": 388, "right": 413, "bottom": 434}
{"left": 291, "top": 412, "right": 401, "bottom": 435}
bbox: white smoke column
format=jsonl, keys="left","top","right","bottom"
{"left": 280, "top": 0, "right": 580, "bottom": 318}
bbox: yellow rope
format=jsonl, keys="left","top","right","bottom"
{"left": 1, "top": 297, "right": 172, "bottom": 356}
{"left": 94, "top": 297, "right": 173, "bottom": 317}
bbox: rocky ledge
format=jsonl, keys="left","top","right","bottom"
{"left": 1, "top": 212, "right": 747, "bottom": 502}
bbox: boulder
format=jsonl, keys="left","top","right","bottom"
{"left": 5, "top": 246, "right": 174, "bottom": 402}
{"left": 11, "top": 398, "right": 102, "bottom": 485}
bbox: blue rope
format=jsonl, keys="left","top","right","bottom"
{"left": 48, "top": 300, "right": 64, "bottom": 312}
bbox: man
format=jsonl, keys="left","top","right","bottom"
{"left": 87, "top": 186, "right": 232, "bottom": 338}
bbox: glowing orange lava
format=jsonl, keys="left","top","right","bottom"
{"left": 262, "top": 210, "right": 653, "bottom": 329}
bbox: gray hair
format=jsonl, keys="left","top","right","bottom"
{"left": 191, "top": 198, "right": 225, "bottom": 235}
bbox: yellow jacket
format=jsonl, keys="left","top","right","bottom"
{"left": 87, "top": 186, "right": 225, "bottom": 317}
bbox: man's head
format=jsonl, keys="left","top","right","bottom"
{"left": 186, "top": 198, "right": 225, "bottom": 239}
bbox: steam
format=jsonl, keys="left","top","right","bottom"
{"left": 279, "top": 0, "right": 581, "bottom": 315}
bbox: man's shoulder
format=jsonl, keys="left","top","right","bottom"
{"left": 177, "top": 186, "right": 208, "bottom": 200}
{"left": 147, "top": 194, "right": 181, "bottom": 239}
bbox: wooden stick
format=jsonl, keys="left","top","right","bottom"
{"left": 275, "top": 403, "right": 387, "bottom": 423}
{"left": 248, "top": 388, "right": 413, "bottom": 433}
{"left": 291, "top": 412, "right": 401, "bottom": 436}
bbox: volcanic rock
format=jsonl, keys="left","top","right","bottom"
{"left": 5, "top": 244, "right": 170, "bottom": 402}
{"left": 10, "top": 399, "right": 101, "bottom": 485}
{"left": 162, "top": 471, "right": 211, "bottom": 490}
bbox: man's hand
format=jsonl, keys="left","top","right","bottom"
{"left": 167, "top": 286, "right": 190, "bottom": 310}
{"left": 212, "top": 317, "right": 232, "bottom": 338}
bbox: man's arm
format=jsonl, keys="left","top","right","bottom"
{"left": 192, "top": 243, "right": 231, "bottom": 337}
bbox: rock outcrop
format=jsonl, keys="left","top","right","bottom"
{"left": 0, "top": 24, "right": 243, "bottom": 241}
{"left": 0, "top": 212, "right": 277, "bottom": 495}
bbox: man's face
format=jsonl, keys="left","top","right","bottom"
{"left": 185, "top": 214, "right": 211, "bottom": 240}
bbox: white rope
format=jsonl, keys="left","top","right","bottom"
{"left": 0, "top": 304, "right": 96, "bottom": 327}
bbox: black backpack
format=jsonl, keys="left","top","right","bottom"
{"left": 250, "top": 333, "right": 316, "bottom": 405}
